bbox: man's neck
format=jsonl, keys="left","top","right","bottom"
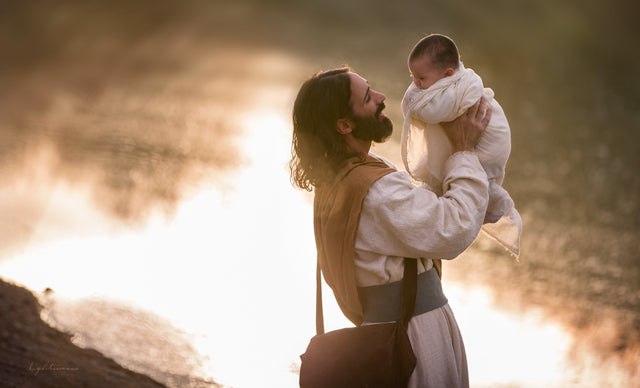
{"left": 343, "top": 134, "right": 371, "bottom": 155}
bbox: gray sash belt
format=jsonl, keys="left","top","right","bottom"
{"left": 357, "top": 268, "right": 448, "bottom": 323}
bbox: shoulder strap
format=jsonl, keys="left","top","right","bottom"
{"left": 315, "top": 258, "right": 417, "bottom": 335}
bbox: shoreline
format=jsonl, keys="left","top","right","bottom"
{"left": 0, "top": 277, "right": 166, "bottom": 388}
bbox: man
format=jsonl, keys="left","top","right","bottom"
{"left": 291, "top": 67, "right": 491, "bottom": 387}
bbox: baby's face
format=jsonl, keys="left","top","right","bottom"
{"left": 409, "top": 55, "right": 446, "bottom": 90}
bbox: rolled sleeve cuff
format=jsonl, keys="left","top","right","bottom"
{"left": 444, "top": 151, "right": 486, "bottom": 178}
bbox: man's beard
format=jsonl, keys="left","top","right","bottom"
{"left": 349, "top": 104, "right": 393, "bottom": 143}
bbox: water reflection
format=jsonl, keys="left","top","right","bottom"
{"left": 446, "top": 284, "right": 571, "bottom": 387}
{"left": 40, "top": 293, "right": 214, "bottom": 387}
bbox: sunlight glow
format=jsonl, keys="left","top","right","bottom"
{"left": 447, "top": 284, "right": 571, "bottom": 388}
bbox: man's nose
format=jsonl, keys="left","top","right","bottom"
{"left": 373, "top": 90, "right": 386, "bottom": 103}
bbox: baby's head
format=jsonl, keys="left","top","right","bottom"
{"left": 408, "top": 34, "right": 460, "bottom": 89}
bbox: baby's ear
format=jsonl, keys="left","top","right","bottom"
{"left": 444, "top": 68, "right": 455, "bottom": 77}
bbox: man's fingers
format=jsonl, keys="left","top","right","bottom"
{"left": 477, "top": 97, "right": 486, "bottom": 116}
{"left": 482, "top": 107, "right": 492, "bottom": 127}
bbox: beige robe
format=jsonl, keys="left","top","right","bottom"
{"left": 356, "top": 152, "right": 489, "bottom": 388}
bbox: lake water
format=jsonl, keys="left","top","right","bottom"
{"left": 2, "top": 1, "right": 638, "bottom": 387}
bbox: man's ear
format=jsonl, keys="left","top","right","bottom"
{"left": 336, "top": 118, "right": 353, "bottom": 135}
{"left": 444, "top": 67, "right": 455, "bottom": 77}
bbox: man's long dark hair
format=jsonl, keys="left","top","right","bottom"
{"left": 290, "top": 67, "right": 357, "bottom": 191}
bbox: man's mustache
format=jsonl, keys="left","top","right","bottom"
{"left": 376, "top": 103, "right": 386, "bottom": 117}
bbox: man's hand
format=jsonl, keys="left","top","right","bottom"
{"left": 441, "top": 97, "right": 492, "bottom": 153}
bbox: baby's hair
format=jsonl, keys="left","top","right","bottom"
{"left": 409, "top": 34, "right": 460, "bottom": 71}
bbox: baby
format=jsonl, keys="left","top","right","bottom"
{"left": 401, "top": 33, "right": 521, "bottom": 257}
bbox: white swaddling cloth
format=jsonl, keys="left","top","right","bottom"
{"left": 401, "top": 64, "right": 522, "bottom": 258}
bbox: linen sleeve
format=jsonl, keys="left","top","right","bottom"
{"left": 356, "top": 152, "right": 489, "bottom": 260}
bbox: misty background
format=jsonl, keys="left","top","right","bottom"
{"left": 2, "top": 1, "right": 639, "bottom": 387}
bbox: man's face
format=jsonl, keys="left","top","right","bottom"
{"left": 346, "top": 73, "right": 393, "bottom": 143}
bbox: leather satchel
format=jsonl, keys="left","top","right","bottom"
{"left": 299, "top": 258, "right": 418, "bottom": 388}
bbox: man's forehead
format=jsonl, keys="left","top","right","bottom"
{"left": 348, "top": 72, "right": 369, "bottom": 100}
{"left": 348, "top": 72, "right": 368, "bottom": 87}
